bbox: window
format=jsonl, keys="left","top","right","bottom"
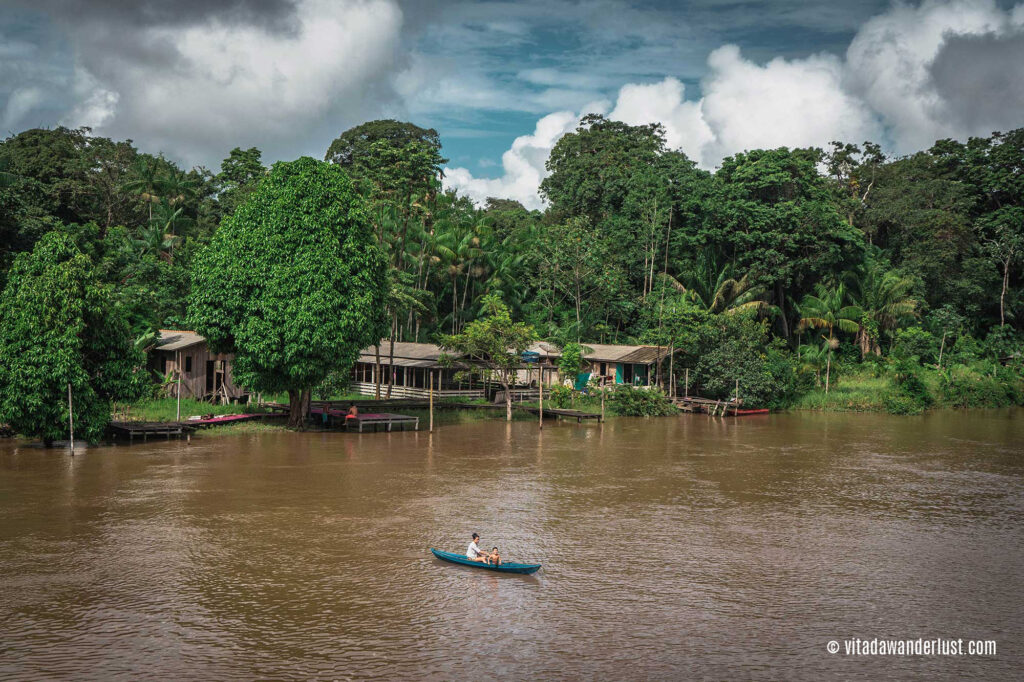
{"left": 184, "top": 356, "right": 192, "bottom": 373}
{"left": 160, "top": 355, "right": 167, "bottom": 374}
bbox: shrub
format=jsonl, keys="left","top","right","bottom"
{"left": 549, "top": 384, "right": 575, "bottom": 409}
{"left": 939, "top": 366, "right": 1015, "bottom": 408}
{"left": 948, "top": 334, "right": 981, "bottom": 365}
{"left": 892, "top": 327, "right": 939, "bottom": 364}
{"left": 608, "top": 386, "right": 677, "bottom": 416}
{"left": 883, "top": 394, "right": 925, "bottom": 415}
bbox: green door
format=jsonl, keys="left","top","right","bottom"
{"left": 615, "top": 363, "right": 623, "bottom": 384}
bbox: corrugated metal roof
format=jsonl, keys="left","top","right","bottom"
{"left": 156, "top": 330, "right": 205, "bottom": 351}
{"left": 358, "top": 341, "right": 467, "bottom": 368}
{"left": 580, "top": 343, "right": 666, "bottom": 363}
{"left": 357, "top": 340, "right": 666, "bottom": 366}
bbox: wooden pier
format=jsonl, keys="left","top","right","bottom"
{"left": 674, "top": 397, "right": 769, "bottom": 417}
{"left": 309, "top": 407, "right": 419, "bottom": 432}
{"left": 108, "top": 421, "right": 195, "bottom": 441}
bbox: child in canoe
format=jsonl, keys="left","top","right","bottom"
{"left": 487, "top": 547, "right": 501, "bottom": 565}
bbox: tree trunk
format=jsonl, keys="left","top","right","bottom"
{"left": 824, "top": 329, "right": 833, "bottom": 395}
{"left": 503, "top": 377, "right": 512, "bottom": 422}
{"left": 385, "top": 319, "right": 397, "bottom": 399}
{"left": 938, "top": 331, "right": 946, "bottom": 368}
{"left": 287, "top": 388, "right": 309, "bottom": 429}
{"left": 374, "top": 344, "right": 382, "bottom": 400}
{"left": 775, "top": 282, "right": 790, "bottom": 339}
{"left": 1000, "top": 254, "right": 1010, "bottom": 327}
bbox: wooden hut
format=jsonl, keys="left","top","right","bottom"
{"left": 149, "top": 330, "right": 248, "bottom": 403}
{"left": 351, "top": 342, "right": 484, "bottom": 399}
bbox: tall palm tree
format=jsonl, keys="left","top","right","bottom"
{"left": 659, "top": 265, "right": 773, "bottom": 315}
{"left": 161, "top": 169, "right": 200, "bottom": 206}
{"left": 121, "top": 156, "right": 164, "bottom": 221}
{"left": 798, "top": 283, "right": 863, "bottom": 394}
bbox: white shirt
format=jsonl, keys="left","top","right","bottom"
{"left": 467, "top": 541, "right": 483, "bottom": 558}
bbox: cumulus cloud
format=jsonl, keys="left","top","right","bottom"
{"left": 845, "top": 0, "right": 1024, "bottom": 152}
{"left": 445, "top": 110, "right": 590, "bottom": 210}
{"left": 447, "top": 0, "right": 1024, "bottom": 207}
{"left": 56, "top": 0, "right": 404, "bottom": 166}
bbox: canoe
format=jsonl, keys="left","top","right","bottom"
{"left": 430, "top": 548, "right": 541, "bottom": 575}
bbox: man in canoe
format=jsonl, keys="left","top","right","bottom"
{"left": 466, "top": 533, "right": 489, "bottom": 563}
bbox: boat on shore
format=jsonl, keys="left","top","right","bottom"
{"left": 430, "top": 548, "right": 541, "bottom": 574}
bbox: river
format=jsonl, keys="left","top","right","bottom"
{"left": 1, "top": 410, "right": 1022, "bottom": 680}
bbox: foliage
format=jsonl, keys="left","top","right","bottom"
{"left": 548, "top": 384, "right": 576, "bottom": 409}
{"left": 939, "top": 365, "right": 1019, "bottom": 408}
{"left": 892, "top": 327, "right": 939, "bottom": 364}
{"left": 557, "top": 342, "right": 588, "bottom": 380}
{"left": 188, "top": 157, "right": 388, "bottom": 426}
{"left": 0, "top": 232, "right": 143, "bottom": 443}
{"left": 607, "top": 386, "right": 677, "bottom": 416}
{"left": 440, "top": 293, "right": 536, "bottom": 420}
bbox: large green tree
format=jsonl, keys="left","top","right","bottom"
{"left": 702, "top": 147, "right": 865, "bottom": 337}
{"left": 0, "top": 231, "right": 141, "bottom": 443}
{"left": 188, "top": 157, "right": 388, "bottom": 427}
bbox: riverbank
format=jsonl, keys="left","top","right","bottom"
{"left": 790, "top": 364, "right": 1023, "bottom": 414}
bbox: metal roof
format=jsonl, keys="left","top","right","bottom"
{"left": 358, "top": 341, "right": 468, "bottom": 368}
{"left": 581, "top": 343, "right": 666, "bottom": 363}
{"left": 155, "top": 330, "right": 206, "bottom": 351}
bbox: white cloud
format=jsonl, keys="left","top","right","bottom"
{"left": 60, "top": 0, "right": 404, "bottom": 166}
{"left": 2, "top": 87, "right": 45, "bottom": 129}
{"left": 447, "top": 0, "right": 1024, "bottom": 206}
{"left": 444, "top": 109, "right": 595, "bottom": 210}
{"left": 608, "top": 78, "right": 713, "bottom": 155}
{"left": 846, "top": 0, "right": 1024, "bottom": 152}
{"left": 697, "top": 45, "right": 883, "bottom": 164}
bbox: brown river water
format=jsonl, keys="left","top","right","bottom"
{"left": 1, "top": 410, "right": 1022, "bottom": 680}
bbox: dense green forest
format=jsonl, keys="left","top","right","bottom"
{"left": 1, "top": 117, "right": 1022, "bottom": 434}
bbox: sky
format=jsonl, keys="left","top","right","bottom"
{"left": 2, "top": 0, "right": 1024, "bottom": 209}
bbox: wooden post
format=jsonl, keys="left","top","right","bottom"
{"left": 67, "top": 382, "right": 74, "bottom": 456}
{"left": 176, "top": 350, "right": 182, "bottom": 422}
{"left": 684, "top": 368, "right": 689, "bottom": 398}
{"left": 429, "top": 370, "right": 434, "bottom": 433}
{"left": 601, "top": 388, "right": 605, "bottom": 423}
{"left": 539, "top": 366, "right": 544, "bottom": 430}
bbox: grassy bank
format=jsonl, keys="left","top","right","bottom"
{"left": 790, "top": 364, "right": 1021, "bottom": 414}
{"left": 115, "top": 398, "right": 268, "bottom": 423}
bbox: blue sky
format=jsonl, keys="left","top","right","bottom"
{"left": 3, "top": 1, "right": 1023, "bottom": 208}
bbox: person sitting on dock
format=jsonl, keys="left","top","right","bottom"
{"left": 346, "top": 405, "right": 359, "bottom": 421}
{"left": 466, "top": 533, "right": 488, "bottom": 563}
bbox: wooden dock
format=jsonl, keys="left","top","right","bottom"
{"left": 108, "top": 421, "right": 195, "bottom": 441}
{"left": 522, "top": 406, "right": 602, "bottom": 423}
{"left": 309, "top": 407, "right": 419, "bottom": 432}
{"left": 674, "top": 397, "right": 769, "bottom": 417}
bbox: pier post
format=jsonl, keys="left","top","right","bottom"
{"left": 429, "top": 370, "right": 434, "bottom": 432}
{"left": 538, "top": 366, "right": 543, "bottom": 430}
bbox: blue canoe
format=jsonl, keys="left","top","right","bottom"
{"left": 430, "top": 548, "right": 541, "bottom": 575}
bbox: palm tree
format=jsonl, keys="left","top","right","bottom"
{"left": 161, "top": 169, "right": 200, "bottom": 206}
{"left": 798, "top": 283, "right": 863, "bottom": 393}
{"left": 797, "top": 342, "right": 828, "bottom": 387}
{"left": 121, "top": 156, "right": 164, "bottom": 221}
{"left": 845, "top": 251, "right": 919, "bottom": 355}
{"left": 659, "top": 261, "right": 773, "bottom": 316}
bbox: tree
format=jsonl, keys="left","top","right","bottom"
{"left": 0, "top": 232, "right": 141, "bottom": 443}
{"left": 798, "top": 283, "right": 863, "bottom": 393}
{"left": 215, "top": 147, "right": 266, "bottom": 216}
{"left": 188, "top": 157, "right": 388, "bottom": 427}
{"left": 441, "top": 294, "right": 536, "bottom": 421}
{"left": 704, "top": 147, "right": 865, "bottom": 337}
{"left": 844, "top": 249, "right": 919, "bottom": 355}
